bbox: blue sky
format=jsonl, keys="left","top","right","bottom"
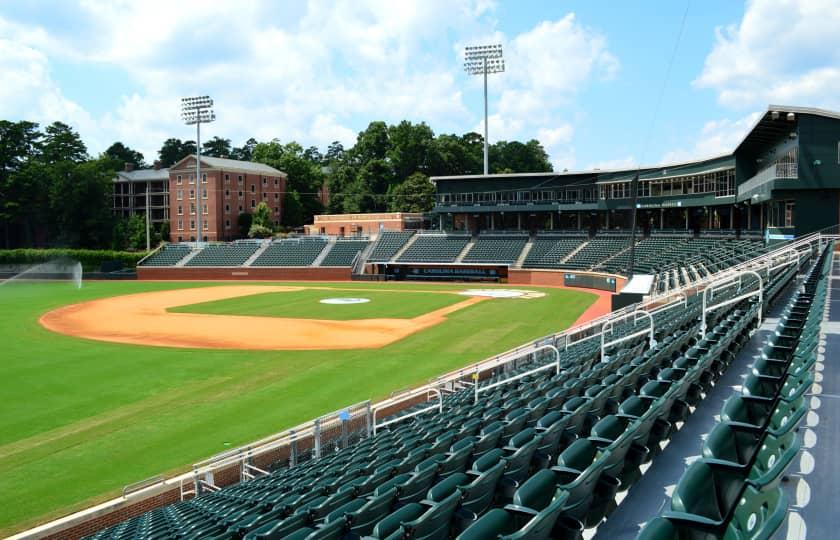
{"left": 1, "top": 0, "right": 839, "bottom": 170}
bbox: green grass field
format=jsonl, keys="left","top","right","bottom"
{"left": 0, "top": 280, "right": 596, "bottom": 535}
{"left": 169, "top": 287, "right": 466, "bottom": 320}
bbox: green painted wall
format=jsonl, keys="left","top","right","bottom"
{"left": 797, "top": 115, "right": 840, "bottom": 189}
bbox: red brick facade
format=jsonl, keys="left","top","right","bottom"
{"left": 168, "top": 156, "right": 286, "bottom": 242}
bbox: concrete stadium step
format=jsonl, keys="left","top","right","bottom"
{"left": 455, "top": 239, "right": 476, "bottom": 263}
{"left": 176, "top": 248, "right": 202, "bottom": 267}
{"left": 243, "top": 242, "right": 271, "bottom": 267}
{"left": 389, "top": 233, "right": 419, "bottom": 262}
{"left": 559, "top": 238, "right": 590, "bottom": 264}
{"left": 513, "top": 239, "right": 534, "bottom": 268}
{"left": 311, "top": 239, "right": 335, "bottom": 267}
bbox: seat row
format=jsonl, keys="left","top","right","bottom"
{"left": 638, "top": 243, "right": 831, "bottom": 539}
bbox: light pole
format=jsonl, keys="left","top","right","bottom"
{"left": 181, "top": 96, "right": 215, "bottom": 244}
{"left": 464, "top": 44, "right": 504, "bottom": 176}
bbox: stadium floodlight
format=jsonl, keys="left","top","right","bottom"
{"left": 464, "top": 44, "right": 504, "bottom": 175}
{"left": 181, "top": 95, "right": 216, "bottom": 244}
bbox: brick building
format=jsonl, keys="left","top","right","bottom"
{"left": 112, "top": 162, "right": 169, "bottom": 226}
{"left": 168, "top": 156, "right": 286, "bottom": 242}
{"left": 304, "top": 212, "right": 425, "bottom": 236}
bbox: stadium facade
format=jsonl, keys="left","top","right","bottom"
{"left": 431, "top": 105, "right": 840, "bottom": 239}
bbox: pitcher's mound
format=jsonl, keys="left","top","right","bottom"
{"left": 459, "top": 289, "right": 545, "bottom": 299}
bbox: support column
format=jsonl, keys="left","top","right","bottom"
{"left": 577, "top": 212, "right": 581, "bottom": 230}
{"left": 747, "top": 205, "right": 751, "bottom": 229}
{"left": 439, "top": 214, "right": 443, "bottom": 230}
{"left": 684, "top": 210, "right": 689, "bottom": 230}
{"left": 660, "top": 208, "right": 664, "bottom": 229}
{"left": 491, "top": 213, "right": 495, "bottom": 230}
{"left": 605, "top": 211, "right": 610, "bottom": 229}
{"left": 730, "top": 205, "right": 734, "bottom": 229}
{"left": 549, "top": 212, "right": 553, "bottom": 230}
{"left": 517, "top": 213, "right": 522, "bottom": 230}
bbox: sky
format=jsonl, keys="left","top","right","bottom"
{"left": 2, "top": 0, "right": 839, "bottom": 171}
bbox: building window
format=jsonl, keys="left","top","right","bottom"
{"left": 176, "top": 175, "right": 182, "bottom": 185}
{"left": 201, "top": 173, "right": 207, "bottom": 183}
{"left": 190, "top": 220, "right": 195, "bottom": 230}
{"left": 225, "top": 189, "right": 230, "bottom": 199}
{"left": 202, "top": 204, "right": 208, "bottom": 215}
{"left": 189, "top": 189, "right": 195, "bottom": 199}
{"left": 274, "top": 207, "right": 280, "bottom": 215}
{"left": 225, "top": 204, "right": 230, "bottom": 213}
{"left": 203, "top": 220, "right": 208, "bottom": 230}
{"left": 224, "top": 174, "right": 230, "bottom": 184}
{"left": 177, "top": 205, "right": 183, "bottom": 215}
{"left": 251, "top": 200, "right": 256, "bottom": 208}
{"left": 262, "top": 192, "right": 267, "bottom": 200}
{"left": 176, "top": 189, "right": 183, "bottom": 200}
{"left": 177, "top": 236, "right": 182, "bottom": 242}
{"left": 190, "top": 203, "right": 195, "bottom": 215}
{"left": 177, "top": 219, "right": 183, "bottom": 230}
{"left": 202, "top": 188, "right": 207, "bottom": 199}
{"left": 274, "top": 193, "right": 279, "bottom": 201}
{"left": 785, "top": 201, "right": 795, "bottom": 227}
{"left": 225, "top": 219, "right": 231, "bottom": 229}
{"left": 238, "top": 190, "right": 243, "bottom": 198}
{"left": 262, "top": 177, "right": 267, "bottom": 186}
{"left": 238, "top": 205, "right": 243, "bottom": 212}
{"left": 189, "top": 174, "right": 194, "bottom": 184}
{"left": 250, "top": 184, "right": 256, "bottom": 193}
{"left": 274, "top": 178, "right": 279, "bottom": 187}
{"left": 237, "top": 175, "right": 243, "bottom": 184}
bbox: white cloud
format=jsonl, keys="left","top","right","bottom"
{"left": 587, "top": 156, "right": 637, "bottom": 171}
{"left": 0, "top": 2, "right": 617, "bottom": 170}
{"left": 661, "top": 112, "right": 760, "bottom": 164}
{"left": 695, "top": 0, "right": 840, "bottom": 109}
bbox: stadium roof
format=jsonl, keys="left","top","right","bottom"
{"left": 170, "top": 155, "right": 287, "bottom": 176}
{"left": 734, "top": 104, "right": 840, "bottom": 156}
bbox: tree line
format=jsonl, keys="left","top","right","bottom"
{"left": 0, "top": 119, "right": 553, "bottom": 250}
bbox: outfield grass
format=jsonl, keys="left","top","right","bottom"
{"left": 169, "top": 287, "right": 466, "bottom": 320}
{"left": 0, "top": 280, "right": 596, "bottom": 535}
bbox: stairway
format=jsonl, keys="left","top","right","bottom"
{"left": 390, "top": 233, "right": 419, "bottom": 262}
{"left": 176, "top": 247, "right": 202, "bottom": 267}
{"left": 311, "top": 239, "right": 334, "bottom": 267}
{"left": 513, "top": 240, "right": 534, "bottom": 268}
{"left": 455, "top": 240, "right": 476, "bottom": 263}
{"left": 559, "top": 239, "right": 590, "bottom": 264}
{"left": 243, "top": 241, "right": 271, "bottom": 267}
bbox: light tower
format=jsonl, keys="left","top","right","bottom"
{"left": 464, "top": 44, "right": 504, "bottom": 175}
{"left": 181, "top": 96, "right": 215, "bottom": 243}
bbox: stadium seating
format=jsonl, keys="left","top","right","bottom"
{"left": 368, "top": 231, "right": 416, "bottom": 262}
{"left": 139, "top": 244, "right": 191, "bottom": 266}
{"left": 251, "top": 238, "right": 327, "bottom": 267}
{"left": 397, "top": 234, "right": 470, "bottom": 263}
{"left": 185, "top": 242, "right": 260, "bottom": 267}
{"left": 320, "top": 240, "right": 370, "bottom": 267}
{"left": 562, "top": 236, "right": 630, "bottom": 270}
{"left": 462, "top": 234, "right": 528, "bottom": 264}
{"left": 522, "top": 234, "right": 587, "bottom": 269}
{"left": 88, "top": 236, "right": 822, "bottom": 540}
{"left": 637, "top": 242, "right": 831, "bottom": 540}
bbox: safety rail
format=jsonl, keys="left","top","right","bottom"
{"left": 700, "top": 270, "right": 763, "bottom": 338}
{"left": 473, "top": 344, "right": 560, "bottom": 404}
{"left": 122, "top": 475, "right": 164, "bottom": 498}
{"left": 372, "top": 388, "right": 442, "bottom": 435}
{"left": 601, "top": 310, "right": 655, "bottom": 362}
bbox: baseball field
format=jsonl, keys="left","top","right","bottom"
{"left": 0, "top": 279, "right": 601, "bottom": 535}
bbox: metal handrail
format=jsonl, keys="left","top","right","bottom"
{"left": 700, "top": 270, "right": 763, "bottom": 338}
{"left": 601, "top": 310, "right": 654, "bottom": 362}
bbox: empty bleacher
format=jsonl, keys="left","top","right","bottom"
{"left": 250, "top": 238, "right": 327, "bottom": 267}
{"left": 562, "top": 235, "right": 630, "bottom": 270}
{"left": 368, "top": 231, "right": 415, "bottom": 262}
{"left": 462, "top": 234, "right": 528, "bottom": 264}
{"left": 320, "top": 240, "right": 370, "bottom": 267}
{"left": 522, "top": 234, "right": 588, "bottom": 268}
{"left": 88, "top": 236, "right": 822, "bottom": 540}
{"left": 139, "top": 244, "right": 191, "bottom": 266}
{"left": 396, "top": 234, "right": 470, "bottom": 263}
{"left": 184, "top": 242, "right": 260, "bottom": 267}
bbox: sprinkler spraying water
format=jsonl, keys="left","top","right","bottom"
{"left": 0, "top": 258, "right": 83, "bottom": 289}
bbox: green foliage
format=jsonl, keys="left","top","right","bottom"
{"left": 103, "top": 142, "right": 145, "bottom": 170}
{"left": 41, "top": 122, "right": 88, "bottom": 164}
{"left": 0, "top": 248, "right": 146, "bottom": 271}
{"left": 201, "top": 136, "right": 232, "bottom": 158}
{"left": 252, "top": 140, "right": 325, "bottom": 225}
{"left": 237, "top": 212, "right": 253, "bottom": 238}
{"left": 157, "top": 138, "right": 196, "bottom": 167}
{"left": 283, "top": 190, "right": 306, "bottom": 227}
{"left": 247, "top": 224, "right": 273, "bottom": 238}
{"left": 388, "top": 172, "right": 436, "bottom": 212}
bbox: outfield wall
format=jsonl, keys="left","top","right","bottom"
{"left": 508, "top": 268, "right": 627, "bottom": 291}
{"left": 137, "top": 266, "right": 352, "bottom": 281}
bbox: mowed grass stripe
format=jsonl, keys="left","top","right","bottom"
{"left": 0, "top": 281, "right": 596, "bottom": 535}
{"left": 168, "top": 288, "right": 465, "bottom": 320}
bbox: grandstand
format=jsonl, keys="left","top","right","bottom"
{"left": 75, "top": 229, "right": 830, "bottom": 540}
{"left": 462, "top": 233, "right": 528, "bottom": 264}
{"left": 320, "top": 240, "right": 370, "bottom": 267}
{"left": 395, "top": 233, "right": 470, "bottom": 263}
{"left": 184, "top": 242, "right": 260, "bottom": 267}
{"left": 251, "top": 238, "right": 327, "bottom": 267}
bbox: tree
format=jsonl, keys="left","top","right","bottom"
{"left": 158, "top": 138, "right": 196, "bottom": 166}
{"left": 251, "top": 201, "right": 272, "bottom": 228}
{"left": 283, "top": 191, "right": 305, "bottom": 228}
{"left": 49, "top": 158, "right": 115, "bottom": 248}
{"left": 104, "top": 141, "right": 145, "bottom": 170}
{"left": 0, "top": 121, "right": 42, "bottom": 247}
{"left": 252, "top": 140, "right": 325, "bottom": 225}
{"left": 237, "top": 212, "right": 252, "bottom": 238}
{"left": 202, "top": 136, "right": 232, "bottom": 158}
{"left": 388, "top": 172, "right": 436, "bottom": 212}
{"left": 42, "top": 122, "right": 87, "bottom": 164}
{"left": 230, "top": 138, "right": 257, "bottom": 161}
{"left": 387, "top": 120, "right": 436, "bottom": 181}
{"left": 489, "top": 140, "right": 552, "bottom": 173}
